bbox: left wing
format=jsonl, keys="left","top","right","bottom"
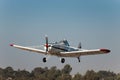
{"left": 10, "top": 44, "right": 46, "bottom": 54}
{"left": 59, "top": 49, "right": 110, "bottom": 57}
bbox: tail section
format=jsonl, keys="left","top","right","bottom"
{"left": 78, "top": 42, "right": 81, "bottom": 49}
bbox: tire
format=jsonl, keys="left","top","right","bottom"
{"left": 43, "top": 57, "right": 47, "bottom": 63}
{"left": 61, "top": 58, "right": 65, "bottom": 63}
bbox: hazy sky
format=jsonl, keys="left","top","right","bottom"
{"left": 0, "top": 0, "right": 120, "bottom": 74}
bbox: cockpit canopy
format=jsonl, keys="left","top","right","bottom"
{"left": 59, "top": 40, "right": 70, "bottom": 46}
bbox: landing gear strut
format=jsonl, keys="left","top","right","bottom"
{"left": 77, "top": 57, "right": 80, "bottom": 62}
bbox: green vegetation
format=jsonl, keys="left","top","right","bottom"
{"left": 0, "top": 64, "right": 119, "bottom": 80}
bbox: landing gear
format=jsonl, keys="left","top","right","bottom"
{"left": 61, "top": 58, "right": 65, "bottom": 63}
{"left": 77, "top": 57, "right": 80, "bottom": 62}
{"left": 43, "top": 57, "right": 47, "bottom": 63}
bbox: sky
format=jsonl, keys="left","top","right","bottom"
{"left": 0, "top": 0, "right": 120, "bottom": 74}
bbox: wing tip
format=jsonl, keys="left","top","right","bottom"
{"left": 100, "top": 49, "right": 111, "bottom": 53}
{"left": 10, "top": 44, "right": 14, "bottom": 46}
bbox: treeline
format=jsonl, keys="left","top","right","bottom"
{"left": 0, "top": 64, "right": 120, "bottom": 80}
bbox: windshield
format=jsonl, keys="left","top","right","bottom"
{"left": 59, "top": 40, "right": 70, "bottom": 46}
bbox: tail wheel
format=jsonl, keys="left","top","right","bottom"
{"left": 61, "top": 58, "right": 65, "bottom": 63}
{"left": 43, "top": 57, "right": 47, "bottom": 63}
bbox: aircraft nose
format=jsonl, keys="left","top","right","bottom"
{"left": 100, "top": 49, "right": 111, "bottom": 53}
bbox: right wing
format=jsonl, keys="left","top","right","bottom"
{"left": 59, "top": 49, "right": 110, "bottom": 57}
{"left": 10, "top": 44, "right": 46, "bottom": 54}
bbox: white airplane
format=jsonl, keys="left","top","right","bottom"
{"left": 10, "top": 36, "right": 110, "bottom": 63}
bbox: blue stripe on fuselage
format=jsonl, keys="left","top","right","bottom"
{"left": 52, "top": 46, "right": 68, "bottom": 52}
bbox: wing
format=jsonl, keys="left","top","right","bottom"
{"left": 10, "top": 44, "right": 46, "bottom": 54}
{"left": 59, "top": 49, "right": 110, "bottom": 57}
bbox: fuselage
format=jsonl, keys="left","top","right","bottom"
{"left": 44, "top": 40, "right": 79, "bottom": 54}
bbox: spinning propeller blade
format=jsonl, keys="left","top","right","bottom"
{"left": 45, "top": 35, "right": 49, "bottom": 52}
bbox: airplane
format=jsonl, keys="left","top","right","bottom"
{"left": 10, "top": 36, "right": 110, "bottom": 63}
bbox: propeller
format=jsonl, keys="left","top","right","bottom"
{"left": 78, "top": 42, "right": 82, "bottom": 49}
{"left": 45, "top": 35, "right": 49, "bottom": 52}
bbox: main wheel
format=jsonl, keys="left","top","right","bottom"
{"left": 43, "top": 57, "right": 47, "bottom": 63}
{"left": 61, "top": 58, "right": 65, "bottom": 63}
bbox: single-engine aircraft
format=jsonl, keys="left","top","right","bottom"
{"left": 10, "top": 36, "right": 110, "bottom": 63}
